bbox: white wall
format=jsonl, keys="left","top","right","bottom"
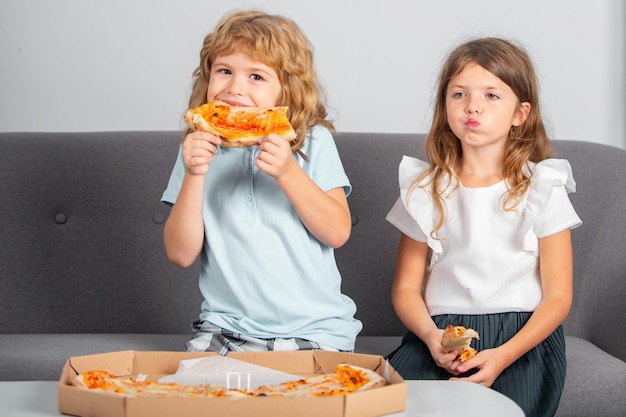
{"left": 1, "top": 0, "right": 624, "bottom": 148}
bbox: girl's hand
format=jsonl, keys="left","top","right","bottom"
{"left": 256, "top": 133, "right": 295, "bottom": 178}
{"left": 449, "top": 347, "right": 508, "bottom": 387}
{"left": 182, "top": 131, "right": 222, "bottom": 176}
{"left": 424, "top": 327, "right": 464, "bottom": 375}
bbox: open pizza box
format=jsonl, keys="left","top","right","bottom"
{"left": 57, "top": 350, "right": 407, "bottom": 417}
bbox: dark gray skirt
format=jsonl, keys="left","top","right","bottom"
{"left": 386, "top": 312, "right": 566, "bottom": 417}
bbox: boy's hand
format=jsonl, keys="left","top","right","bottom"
{"left": 182, "top": 131, "right": 222, "bottom": 176}
{"left": 256, "top": 133, "right": 296, "bottom": 178}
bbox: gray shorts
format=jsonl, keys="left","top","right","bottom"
{"left": 187, "top": 321, "right": 344, "bottom": 355}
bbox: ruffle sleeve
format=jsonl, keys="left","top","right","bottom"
{"left": 523, "top": 158, "right": 580, "bottom": 254}
{"left": 397, "top": 156, "right": 444, "bottom": 263}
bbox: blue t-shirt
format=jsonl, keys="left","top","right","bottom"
{"left": 161, "top": 125, "right": 362, "bottom": 350}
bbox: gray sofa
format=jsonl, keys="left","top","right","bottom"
{"left": 1, "top": 131, "right": 625, "bottom": 416}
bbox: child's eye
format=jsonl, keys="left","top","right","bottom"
{"left": 250, "top": 74, "right": 263, "bottom": 81}
{"left": 487, "top": 93, "right": 500, "bottom": 100}
{"left": 214, "top": 68, "right": 231, "bottom": 75}
{"left": 451, "top": 92, "right": 466, "bottom": 99}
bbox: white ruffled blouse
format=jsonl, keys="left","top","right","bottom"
{"left": 386, "top": 156, "right": 582, "bottom": 315}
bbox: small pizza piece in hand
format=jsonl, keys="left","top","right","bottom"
{"left": 184, "top": 100, "right": 297, "bottom": 147}
{"left": 441, "top": 324, "right": 480, "bottom": 362}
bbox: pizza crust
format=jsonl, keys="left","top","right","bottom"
{"left": 348, "top": 364, "right": 387, "bottom": 392}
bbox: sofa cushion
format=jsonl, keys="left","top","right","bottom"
{"left": 556, "top": 337, "right": 626, "bottom": 417}
{"left": 0, "top": 334, "right": 404, "bottom": 381}
{"left": 0, "top": 334, "right": 191, "bottom": 381}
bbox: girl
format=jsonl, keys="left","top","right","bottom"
{"left": 385, "top": 37, "right": 581, "bottom": 417}
{"left": 161, "top": 10, "right": 362, "bottom": 353}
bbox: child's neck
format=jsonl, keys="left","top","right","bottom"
{"left": 455, "top": 156, "right": 504, "bottom": 188}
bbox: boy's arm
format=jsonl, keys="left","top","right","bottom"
{"left": 163, "top": 173, "right": 206, "bottom": 267}
{"left": 257, "top": 134, "right": 351, "bottom": 249}
{"left": 163, "top": 132, "right": 221, "bottom": 267}
{"left": 277, "top": 170, "right": 351, "bottom": 249}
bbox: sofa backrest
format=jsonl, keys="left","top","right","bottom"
{"left": 1, "top": 131, "right": 624, "bottom": 361}
{"left": 0, "top": 132, "right": 202, "bottom": 334}
{"left": 550, "top": 140, "right": 626, "bottom": 361}
{"left": 333, "top": 132, "right": 422, "bottom": 337}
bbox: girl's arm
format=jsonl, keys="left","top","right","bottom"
{"left": 257, "top": 134, "right": 351, "bottom": 248}
{"left": 163, "top": 132, "right": 221, "bottom": 267}
{"left": 391, "top": 233, "right": 460, "bottom": 371}
{"left": 454, "top": 228, "right": 574, "bottom": 386}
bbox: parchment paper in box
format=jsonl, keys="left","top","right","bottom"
{"left": 158, "top": 356, "right": 302, "bottom": 388}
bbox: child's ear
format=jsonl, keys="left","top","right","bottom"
{"left": 513, "top": 102, "right": 531, "bottom": 127}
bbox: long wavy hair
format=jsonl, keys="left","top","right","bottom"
{"left": 411, "top": 37, "right": 553, "bottom": 236}
{"left": 186, "top": 9, "right": 334, "bottom": 153}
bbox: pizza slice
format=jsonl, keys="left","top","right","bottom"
{"left": 75, "top": 369, "right": 117, "bottom": 389}
{"left": 254, "top": 364, "right": 386, "bottom": 397}
{"left": 441, "top": 324, "right": 480, "bottom": 362}
{"left": 184, "top": 100, "right": 297, "bottom": 147}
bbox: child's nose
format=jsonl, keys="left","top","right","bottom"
{"left": 466, "top": 97, "right": 481, "bottom": 114}
{"left": 227, "top": 76, "right": 246, "bottom": 96}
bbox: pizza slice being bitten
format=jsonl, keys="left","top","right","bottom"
{"left": 184, "top": 100, "right": 297, "bottom": 147}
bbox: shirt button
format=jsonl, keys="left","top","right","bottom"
{"left": 246, "top": 195, "right": 252, "bottom": 201}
